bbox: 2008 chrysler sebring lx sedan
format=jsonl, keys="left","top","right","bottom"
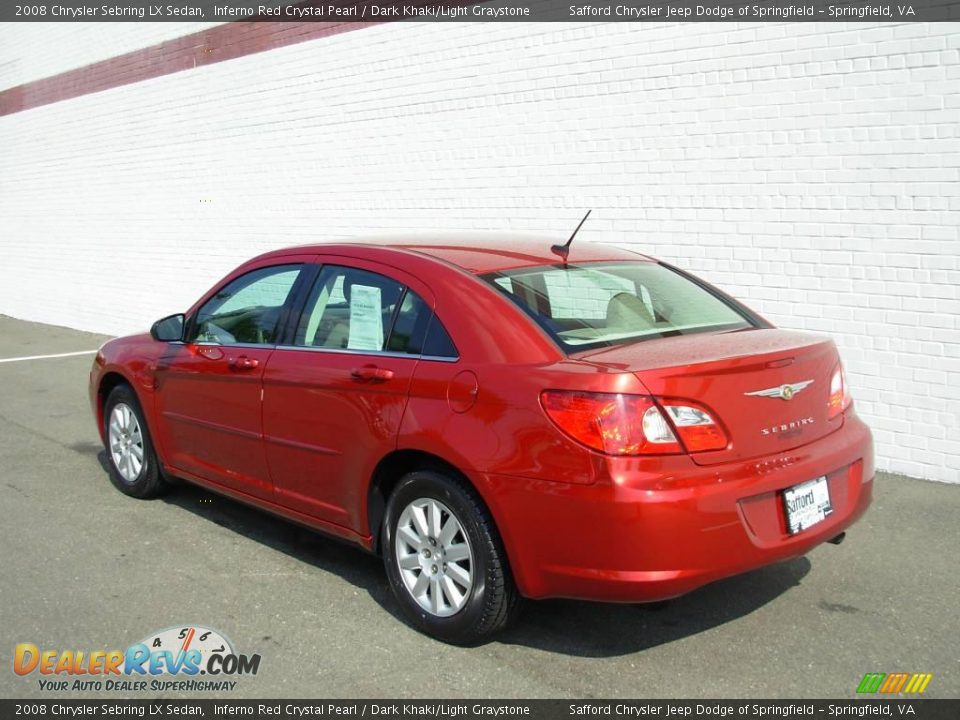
{"left": 90, "top": 236, "right": 873, "bottom": 644}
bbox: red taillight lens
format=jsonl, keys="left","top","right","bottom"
{"left": 827, "top": 363, "right": 852, "bottom": 420}
{"left": 540, "top": 391, "right": 728, "bottom": 456}
{"left": 540, "top": 391, "right": 680, "bottom": 455}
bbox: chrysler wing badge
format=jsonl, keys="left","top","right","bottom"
{"left": 744, "top": 379, "right": 814, "bottom": 401}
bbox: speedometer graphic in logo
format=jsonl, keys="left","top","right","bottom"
{"left": 136, "top": 625, "right": 234, "bottom": 670}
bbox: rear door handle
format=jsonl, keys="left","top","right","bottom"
{"left": 228, "top": 355, "right": 260, "bottom": 371}
{"left": 351, "top": 365, "right": 394, "bottom": 382}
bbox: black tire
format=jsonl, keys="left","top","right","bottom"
{"left": 102, "top": 385, "right": 167, "bottom": 499}
{"left": 382, "top": 470, "right": 519, "bottom": 645}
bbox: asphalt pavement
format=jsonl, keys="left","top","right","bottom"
{"left": 0, "top": 315, "right": 957, "bottom": 699}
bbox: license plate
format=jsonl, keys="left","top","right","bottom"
{"left": 783, "top": 476, "right": 833, "bottom": 535}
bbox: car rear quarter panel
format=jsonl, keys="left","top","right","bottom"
{"left": 395, "top": 252, "right": 648, "bottom": 483}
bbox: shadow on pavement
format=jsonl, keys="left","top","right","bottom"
{"left": 496, "top": 558, "right": 809, "bottom": 657}
{"left": 97, "top": 450, "right": 811, "bottom": 658}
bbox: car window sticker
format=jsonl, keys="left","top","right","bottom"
{"left": 348, "top": 284, "right": 384, "bottom": 351}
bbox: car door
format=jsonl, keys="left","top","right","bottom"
{"left": 154, "top": 260, "right": 311, "bottom": 500}
{"left": 261, "top": 258, "right": 436, "bottom": 532}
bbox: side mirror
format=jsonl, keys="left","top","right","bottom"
{"left": 150, "top": 314, "right": 185, "bottom": 342}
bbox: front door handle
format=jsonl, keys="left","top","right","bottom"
{"left": 228, "top": 355, "right": 260, "bottom": 371}
{"left": 351, "top": 365, "right": 394, "bottom": 382}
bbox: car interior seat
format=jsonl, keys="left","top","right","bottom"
{"left": 606, "top": 292, "right": 655, "bottom": 331}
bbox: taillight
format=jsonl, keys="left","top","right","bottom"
{"left": 662, "top": 403, "right": 729, "bottom": 452}
{"left": 540, "top": 391, "right": 728, "bottom": 456}
{"left": 827, "top": 363, "right": 852, "bottom": 420}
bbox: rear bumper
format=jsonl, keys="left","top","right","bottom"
{"left": 480, "top": 411, "right": 873, "bottom": 602}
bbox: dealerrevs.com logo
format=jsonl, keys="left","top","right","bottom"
{"left": 14, "top": 625, "right": 261, "bottom": 692}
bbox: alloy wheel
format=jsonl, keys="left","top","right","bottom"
{"left": 395, "top": 497, "right": 474, "bottom": 617}
{"left": 108, "top": 402, "right": 144, "bottom": 483}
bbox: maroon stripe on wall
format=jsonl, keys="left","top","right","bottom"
{"left": 0, "top": 21, "right": 372, "bottom": 117}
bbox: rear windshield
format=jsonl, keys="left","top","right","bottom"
{"left": 481, "top": 261, "right": 753, "bottom": 352}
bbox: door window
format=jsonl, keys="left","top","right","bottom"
{"left": 190, "top": 264, "right": 301, "bottom": 345}
{"left": 293, "top": 265, "right": 457, "bottom": 358}
{"left": 295, "top": 266, "right": 404, "bottom": 351}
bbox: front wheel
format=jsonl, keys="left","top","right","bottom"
{"left": 103, "top": 385, "right": 167, "bottom": 499}
{"left": 382, "top": 470, "right": 519, "bottom": 645}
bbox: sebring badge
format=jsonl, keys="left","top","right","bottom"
{"left": 744, "top": 379, "right": 814, "bottom": 401}
{"left": 761, "top": 417, "right": 815, "bottom": 436}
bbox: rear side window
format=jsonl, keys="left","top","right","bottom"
{"left": 482, "top": 262, "right": 752, "bottom": 352}
{"left": 422, "top": 317, "right": 458, "bottom": 359}
{"left": 294, "top": 265, "right": 458, "bottom": 359}
{"left": 384, "top": 291, "right": 457, "bottom": 359}
{"left": 295, "top": 266, "right": 404, "bottom": 351}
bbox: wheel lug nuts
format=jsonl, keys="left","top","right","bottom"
{"left": 431, "top": 565, "right": 438, "bottom": 574}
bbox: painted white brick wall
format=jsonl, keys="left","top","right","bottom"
{"left": 1, "top": 22, "right": 958, "bottom": 482}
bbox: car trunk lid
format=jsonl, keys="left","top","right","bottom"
{"left": 575, "top": 328, "right": 843, "bottom": 466}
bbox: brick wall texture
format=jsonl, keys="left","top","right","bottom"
{"left": 1, "top": 21, "right": 958, "bottom": 482}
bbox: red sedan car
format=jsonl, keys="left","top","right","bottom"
{"left": 89, "top": 236, "right": 873, "bottom": 644}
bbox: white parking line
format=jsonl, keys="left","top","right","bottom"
{"left": 0, "top": 350, "right": 98, "bottom": 364}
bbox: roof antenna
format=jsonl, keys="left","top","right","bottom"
{"left": 551, "top": 209, "right": 591, "bottom": 266}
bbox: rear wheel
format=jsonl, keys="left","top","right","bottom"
{"left": 382, "top": 470, "right": 518, "bottom": 644}
{"left": 103, "top": 385, "right": 166, "bottom": 499}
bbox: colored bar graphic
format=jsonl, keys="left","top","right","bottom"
{"left": 857, "top": 672, "right": 932, "bottom": 694}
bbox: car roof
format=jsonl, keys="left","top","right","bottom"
{"left": 258, "top": 233, "right": 656, "bottom": 274}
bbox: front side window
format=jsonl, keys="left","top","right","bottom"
{"left": 483, "top": 262, "right": 752, "bottom": 352}
{"left": 293, "top": 265, "right": 458, "bottom": 358}
{"left": 190, "top": 264, "right": 301, "bottom": 345}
